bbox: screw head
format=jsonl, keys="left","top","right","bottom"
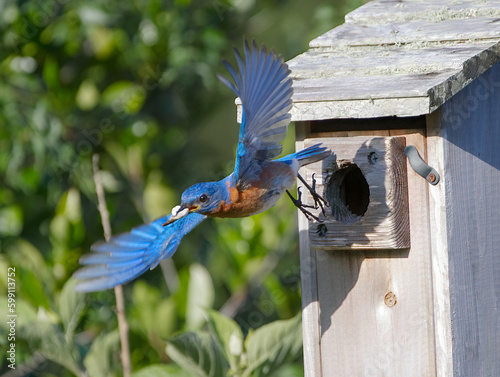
{"left": 368, "top": 152, "right": 378, "bottom": 165}
{"left": 384, "top": 292, "right": 397, "bottom": 307}
{"left": 428, "top": 173, "right": 436, "bottom": 182}
{"left": 316, "top": 224, "right": 328, "bottom": 237}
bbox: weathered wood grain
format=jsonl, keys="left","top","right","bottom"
{"left": 287, "top": 41, "right": 500, "bottom": 120}
{"left": 292, "top": 70, "right": 453, "bottom": 101}
{"left": 284, "top": 0, "right": 500, "bottom": 121}
{"left": 428, "top": 61, "right": 500, "bottom": 377}
{"left": 293, "top": 2, "right": 500, "bottom": 377}
{"left": 346, "top": 0, "right": 500, "bottom": 24}
{"left": 301, "top": 136, "right": 410, "bottom": 250}
{"left": 310, "top": 17, "right": 500, "bottom": 48}
{"left": 298, "top": 210, "right": 323, "bottom": 377}
{"left": 288, "top": 44, "right": 492, "bottom": 77}
{"left": 310, "top": 131, "right": 436, "bottom": 377}
{"left": 426, "top": 109, "right": 454, "bottom": 377}
{"left": 296, "top": 131, "right": 323, "bottom": 377}
{"left": 290, "top": 97, "right": 430, "bottom": 120}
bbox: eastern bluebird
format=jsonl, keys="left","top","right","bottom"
{"left": 74, "top": 40, "right": 330, "bottom": 292}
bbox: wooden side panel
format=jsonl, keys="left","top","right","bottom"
{"left": 296, "top": 126, "right": 323, "bottom": 377}
{"left": 426, "top": 110, "right": 454, "bottom": 377}
{"left": 437, "top": 61, "right": 500, "bottom": 376}
{"left": 301, "top": 131, "right": 436, "bottom": 376}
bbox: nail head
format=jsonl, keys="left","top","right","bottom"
{"left": 384, "top": 292, "right": 397, "bottom": 307}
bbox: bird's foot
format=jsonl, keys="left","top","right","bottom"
{"left": 297, "top": 173, "right": 328, "bottom": 217}
{"left": 286, "top": 187, "right": 323, "bottom": 222}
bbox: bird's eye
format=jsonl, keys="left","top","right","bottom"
{"left": 199, "top": 194, "right": 208, "bottom": 203}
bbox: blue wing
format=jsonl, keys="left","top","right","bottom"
{"left": 277, "top": 143, "right": 330, "bottom": 168}
{"left": 73, "top": 213, "right": 206, "bottom": 292}
{"left": 218, "top": 39, "right": 293, "bottom": 189}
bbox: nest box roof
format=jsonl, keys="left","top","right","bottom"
{"left": 288, "top": 0, "right": 500, "bottom": 121}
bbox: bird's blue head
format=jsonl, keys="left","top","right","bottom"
{"left": 163, "top": 180, "right": 231, "bottom": 225}
{"left": 178, "top": 181, "right": 226, "bottom": 216}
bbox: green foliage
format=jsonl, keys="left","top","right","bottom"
{"left": 186, "top": 263, "right": 215, "bottom": 330}
{"left": 244, "top": 311, "right": 303, "bottom": 377}
{"left": 1, "top": 0, "right": 366, "bottom": 375}
{"left": 18, "top": 321, "right": 84, "bottom": 376}
{"left": 165, "top": 311, "right": 303, "bottom": 377}
{"left": 207, "top": 310, "right": 244, "bottom": 371}
{"left": 59, "top": 278, "right": 86, "bottom": 342}
{"left": 130, "top": 280, "right": 177, "bottom": 340}
{"left": 0, "top": 278, "right": 89, "bottom": 377}
{"left": 83, "top": 331, "right": 121, "bottom": 377}
{"left": 166, "top": 332, "right": 228, "bottom": 377}
{"left": 132, "top": 363, "right": 189, "bottom": 377}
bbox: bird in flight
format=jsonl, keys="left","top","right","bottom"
{"left": 74, "top": 40, "right": 330, "bottom": 292}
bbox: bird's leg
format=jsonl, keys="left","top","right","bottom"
{"left": 286, "top": 187, "right": 323, "bottom": 222}
{"left": 297, "top": 173, "right": 328, "bottom": 216}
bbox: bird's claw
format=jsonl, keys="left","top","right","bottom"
{"left": 287, "top": 173, "right": 329, "bottom": 221}
{"left": 298, "top": 173, "right": 328, "bottom": 217}
{"left": 286, "top": 188, "right": 324, "bottom": 223}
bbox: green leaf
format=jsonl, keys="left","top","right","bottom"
{"left": 76, "top": 79, "right": 100, "bottom": 111}
{"left": 87, "top": 25, "right": 116, "bottom": 60}
{"left": 101, "top": 80, "right": 145, "bottom": 114}
{"left": 83, "top": 331, "right": 120, "bottom": 377}
{"left": 243, "top": 313, "right": 303, "bottom": 377}
{"left": 19, "top": 321, "right": 83, "bottom": 376}
{"left": 131, "top": 281, "right": 177, "bottom": 338}
{"left": 132, "top": 364, "right": 193, "bottom": 377}
{"left": 42, "top": 56, "right": 60, "bottom": 89}
{"left": 4, "top": 239, "right": 47, "bottom": 278}
{"left": 0, "top": 205, "right": 23, "bottom": 236}
{"left": 131, "top": 280, "right": 162, "bottom": 334}
{"left": 143, "top": 170, "right": 177, "bottom": 220}
{"left": 155, "top": 297, "right": 177, "bottom": 338}
{"left": 59, "top": 278, "right": 86, "bottom": 341}
{"left": 186, "top": 264, "right": 214, "bottom": 330}
{"left": 206, "top": 310, "right": 243, "bottom": 372}
{"left": 270, "top": 363, "right": 304, "bottom": 377}
{"left": 18, "top": 269, "right": 51, "bottom": 309}
{"left": 165, "top": 332, "right": 228, "bottom": 377}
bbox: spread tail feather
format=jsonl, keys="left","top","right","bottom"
{"left": 289, "top": 143, "right": 330, "bottom": 167}
{"left": 73, "top": 213, "right": 206, "bottom": 292}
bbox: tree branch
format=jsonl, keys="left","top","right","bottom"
{"left": 92, "top": 154, "right": 131, "bottom": 377}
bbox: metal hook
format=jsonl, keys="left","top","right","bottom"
{"left": 404, "top": 145, "right": 440, "bottom": 185}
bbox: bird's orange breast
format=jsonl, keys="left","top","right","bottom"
{"left": 208, "top": 161, "right": 295, "bottom": 218}
{"left": 208, "top": 186, "right": 267, "bottom": 218}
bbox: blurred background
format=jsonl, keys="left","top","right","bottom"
{"left": 0, "top": 0, "right": 365, "bottom": 375}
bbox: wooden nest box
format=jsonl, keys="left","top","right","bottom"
{"left": 290, "top": 0, "right": 500, "bottom": 376}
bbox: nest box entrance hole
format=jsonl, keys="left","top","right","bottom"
{"left": 326, "top": 162, "right": 370, "bottom": 224}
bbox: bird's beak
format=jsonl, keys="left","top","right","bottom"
{"left": 162, "top": 204, "right": 199, "bottom": 226}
